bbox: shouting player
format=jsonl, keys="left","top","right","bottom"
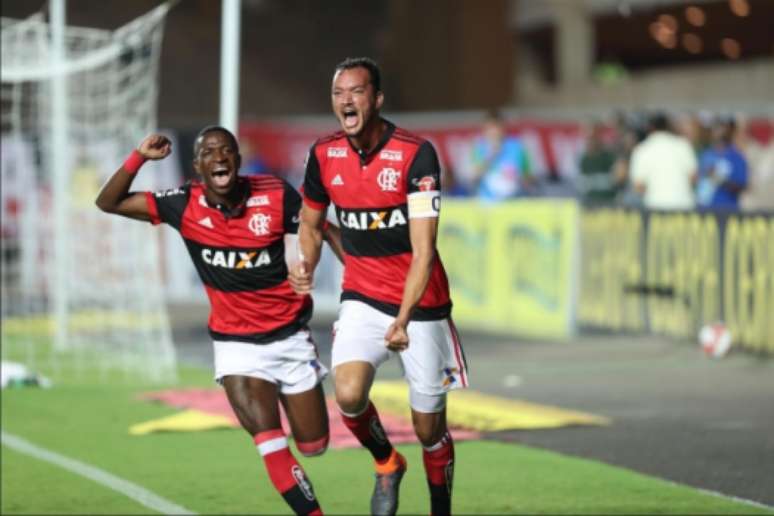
{"left": 290, "top": 58, "right": 468, "bottom": 515}
{"left": 96, "top": 127, "right": 341, "bottom": 515}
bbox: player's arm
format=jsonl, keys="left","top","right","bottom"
{"left": 288, "top": 145, "right": 330, "bottom": 294}
{"left": 288, "top": 204, "right": 326, "bottom": 295}
{"left": 385, "top": 216, "right": 438, "bottom": 351}
{"left": 322, "top": 222, "right": 344, "bottom": 263}
{"left": 385, "top": 141, "right": 442, "bottom": 351}
{"left": 95, "top": 134, "right": 171, "bottom": 220}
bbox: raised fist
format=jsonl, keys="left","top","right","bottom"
{"left": 137, "top": 134, "right": 172, "bottom": 160}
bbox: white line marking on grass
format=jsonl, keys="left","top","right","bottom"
{"left": 694, "top": 486, "right": 774, "bottom": 512}
{"left": 1, "top": 431, "right": 196, "bottom": 515}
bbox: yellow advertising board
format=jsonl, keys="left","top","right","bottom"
{"left": 438, "top": 199, "right": 579, "bottom": 340}
{"left": 578, "top": 208, "right": 773, "bottom": 354}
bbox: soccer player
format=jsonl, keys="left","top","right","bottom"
{"left": 96, "top": 127, "right": 341, "bottom": 516}
{"left": 289, "top": 57, "right": 468, "bottom": 516}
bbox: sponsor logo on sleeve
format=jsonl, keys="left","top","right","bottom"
{"left": 327, "top": 147, "right": 348, "bottom": 158}
{"left": 154, "top": 187, "right": 185, "bottom": 198}
{"left": 379, "top": 149, "right": 403, "bottom": 161}
{"left": 414, "top": 175, "right": 437, "bottom": 192}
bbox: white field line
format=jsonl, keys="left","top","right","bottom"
{"left": 693, "top": 486, "right": 774, "bottom": 512}
{"left": 1, "top": 431, "right": 196, "bottom": 515}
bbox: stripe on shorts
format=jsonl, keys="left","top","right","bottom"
{"left": 448, "top": 318, "right": 468, "bottom": 387}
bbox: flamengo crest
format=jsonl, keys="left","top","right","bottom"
{"left": 248, "top": 213, "right": 271, "bottom": 236}
{"left": 377, "top": 167, "right": 401, "bottom": 192}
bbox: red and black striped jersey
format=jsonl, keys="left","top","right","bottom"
{"left": 303, "top": 119, "right": 451, "bottom": 320}
{"left": 145, "top": 175, "right": 311, "bottom": 343}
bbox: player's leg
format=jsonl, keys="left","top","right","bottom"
{"left": 411, "top": 398, "right": 454, "bottom": 516}
{"left": 222, "top": 374, "right": 281, "bottom": 434}
{"left": 273, "top": 329, "right": 330, "bottom": 458}
{"left": 332, "top": 301, "right": 396, "bottom": 463}
{"left": 331, "top": 301, "right": 406, "bottom": 515}
{"left": 222, "top": 375, "right": 322, "bottom": 516}
{"left": 334, "top": 360, "right": 396, "bottom": 463}
{"left": 280, "top": 382, "right": 330, "bottom": 457}
{"left": 401, "top": 317, "right": 468, "bottom": 516}
{"left": 215, "top": 338, "right": 323, "bottom": 516}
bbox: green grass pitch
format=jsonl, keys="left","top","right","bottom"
{"left": 2, "top": 365, "right": 771, "bottom": 515}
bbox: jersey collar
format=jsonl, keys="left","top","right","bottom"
{"left": 348, "top": 118, "right": 395, "bottom": 166}
{"left": 199, "top": 176, "right": 250, "bottom": 219}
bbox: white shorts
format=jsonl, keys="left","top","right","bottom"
{"left": 331, "top": 300, "right": 469, "bottom": 399}
{"left": 213, "top": 329, "right": 328, "bottom": 395}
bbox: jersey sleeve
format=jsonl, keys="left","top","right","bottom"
{"left": 282, "top": 181, "right": 303, "bottom": 234}
{"left": 406, "top": 141, "right": 442, "bottom": 219}
{"left": 302, "top": 145, "right": 330, "bottom": 210}
{"left": 146, "top": 182, "right": 190, "bottom": 230}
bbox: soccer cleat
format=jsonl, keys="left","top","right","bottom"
{"left": 371, "top": 451, "right": 407, "bottom": 516}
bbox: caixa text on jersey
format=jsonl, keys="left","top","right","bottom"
{"left": 201, "top": 248, "right": 271, "bottom": 269}
{"left": 337, "top": 208, "right": 407, "bottom": 231}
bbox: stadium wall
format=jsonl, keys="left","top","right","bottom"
{"left": 579, "top": 208, "right": 774, "bottom": 354}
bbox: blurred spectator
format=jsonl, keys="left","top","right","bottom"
{"left": 696, "top": 117, "right": 748, "bottom": 210}
{"left": 469, "top": 109, "right": 534, "bottom": 201}
{"left": 737, "top": 119, "right": 774, "bottom": 211}
{"left": 675, "top": 112, "right": 711, "bottom": 157}
{"left": 239, "top": 139, "right": 269, "bottom": 176}
{"left": 741, "top": 142, "right": 774, "bottom": 211}
{"left": 630, "top": 113, "right": 697, "bottom": 210}
{"left": 609, "top": 112, "right": 646, "bottom": 207}
{"left": 578, "top": 122, "right": 620, "bottom": 204}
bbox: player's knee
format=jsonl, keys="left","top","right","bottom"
{"left": 410, "top": 390, "right": 447, "bottom": 446}
{"left": 296, "top": 434, "right": 329, "bottom": 457}
{"left": 413, "top": 421, "right": 443, "bottom": 447}
{"left": 334, "top": 383, "right": 368, "bottom": 415}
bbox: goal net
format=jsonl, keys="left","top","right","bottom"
{"left": 1, "top": 4, "right": 177, "bottom": 384}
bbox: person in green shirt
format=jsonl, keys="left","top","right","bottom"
{"left": 578, "top": 122, "right": 620, "bottom": 205}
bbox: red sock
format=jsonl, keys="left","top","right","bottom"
{"left": 423, "top": 431, "right": 454, "bottom": 516}
{"left": 254, "top": 429, "right": 322, "bottom": 515}
{"left": 340, "top": 401, "right": 393, "bottom": 462}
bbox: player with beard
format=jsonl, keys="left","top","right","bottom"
{"left": 290, "top": 57, "right": 468, "bottom": 516}
{"left": 96, "top": 127, "right": 343, "bottom": 515}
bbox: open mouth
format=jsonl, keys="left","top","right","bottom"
{"left": 342, "top": 109, "right": 359, "bottom": 130}
{"left": 210, "top": 166, "right": 232, "bottom": 188}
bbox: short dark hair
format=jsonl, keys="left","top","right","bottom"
{"left": 194, "top": 125, "right": 239, "bottom": 154}
{"left": 715, "top": 115, "right": 737, "bottom": 132}
{"left": 334, "top": 57, "right": 381, "bottom": 92}
{"left": 649, "top": 112, "right": 670, "bottom": 132}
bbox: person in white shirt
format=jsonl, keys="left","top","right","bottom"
{"left": 630, "top": 113, "right": 697, "bottom": 210}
